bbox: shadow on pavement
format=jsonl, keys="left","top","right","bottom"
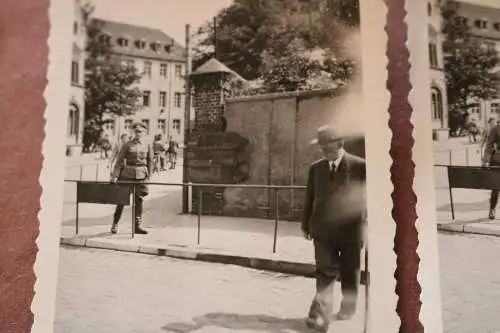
{"left": 161, "top": 312, "right": 314, "bottom": 333}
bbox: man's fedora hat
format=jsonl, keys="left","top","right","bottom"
{"left": 310, "top": 125, "right": 344, "bottom": 146}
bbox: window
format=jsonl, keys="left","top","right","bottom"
{"left": 134, "top": 39, "right": 146, "bottom": 49}
{"left": 427, "top": 2, "right": 432, "bottom": 16}
{"left": 124, "top": 59, "right": 135, "bottom": 68}
{"left": 143, "top": 60, "right": 152, "bottom": 78}
{"left": 68, "top": 104, "right": 79, "bottom": 137}
{"left": 174, "top": 92, "right": 182, "bottom": 108}
{"left": 99, "top": 34, "right": 111, "bottom": 46}
{"left": 164, "top": 45, "right": 172, "bottom": 53}
{"left": 173, "top": 119, "right": 181, "bottom": 134}
{"left": 73, "top": 22, "right": 78, "bottom": 35}
{"left": 71, "top": 61, "right": 79, "bottom": 84}
{"left": 469, "top": 104, "right": 481, "bottom": 119}
{"left": 117, "top": 37, "right": 130, "bottom": 47}
{"left": 103, "top": 120, "right": 116, "bottom": 135}
{"left": 175, "top": 64, "right": 183, "bottom": 78}
{"left": 494, "top": 23, "right": 500, "bottom": 32}
{"left": 142, "top": 90, "right": 151, "bottom": 107}
{"left": 474, "top": 19, "right": 488, "bottom": 30}
{"left": 124, "top": 119, "right": 133, "bottom": 133}
{"left": 158, "top": 119, "right": 166, "bottom": 135}
{"left": 150, "top": 42, "right": 161, "bottom": 52}
{"left": 491, "top": 103, "right": 499, "bottom": 114}
{"left": 428, "top": 43, "right": 438, "bottom": 68}
{"left": 160, "top": 63, "right": 167, "bottom": 77}
{"left": 159, "top": 91, "right": 167, "bottom": 107}
{"left": 141, "top": 119, "right": 150, "bottom": 134}
{"left": 431, "top": 87, "right": 443, "bottom": 121}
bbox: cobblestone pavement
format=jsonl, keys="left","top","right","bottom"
{"left": 54, "top": 247, "right": 366, "bottom": 333}
{"left": 439, "top": 232, "right": 500, "bottom": 333}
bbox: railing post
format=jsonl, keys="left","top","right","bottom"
{"left": 131, "top": 183, "right": 136, "bottom": 239}
{"left": 79, "top": 165, "right": 83, "bottom": 181}
{"left": 75, "top": 182, "right": 79, "bottom": 235}
{"left": 197, "top": 188, "right": 202, "bottom": 245}
{"left": 448, "top": 149, "right": 452, "bottom": 166}
{"left": 272, "top": 189, "right": 279, "bottom": 254}
{"left": 95, "top": 163, "right": 99, "bottom": 181}
{"left": 466, "top": 147, "right": 470, "bottom": 166}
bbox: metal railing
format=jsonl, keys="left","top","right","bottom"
{"left": 65, "top": 179, "right": 306, "bottom": 253}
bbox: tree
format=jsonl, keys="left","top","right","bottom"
{"left": 441, "top": 1, "right": 500, "bottom": 128}
{"left": 192, "top": 0, "right": 360, "bottom": 93}
{"left": 81, "top": 2, "right": 143, "bottom": 150}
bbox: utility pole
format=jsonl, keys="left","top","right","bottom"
{"left": 182, "top": 23, "right": 192, "bottom": 214}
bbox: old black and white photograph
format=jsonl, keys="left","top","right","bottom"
{"left": 429, "top": 0, "right": 500, "bottom": 332}
{"left": 49, "top": 0, "right": 392, "bottom": 332}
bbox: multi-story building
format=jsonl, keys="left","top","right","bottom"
{"left": 428, "top": 0, "right": 449, "bottom": 140}
{"left": 95, "top": 19, "right": 187, "bottom": 145}
{"left": 67, "top": 0, "right": 87, "bottom": 155}
{"left": 449, "top": 1, "right": 500, "bottom": 128}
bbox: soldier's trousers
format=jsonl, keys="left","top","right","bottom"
{"left": 308, "top": 237, "right": 361, "bottom": 319}
{"left": 490, "top": 159, "right": 500, "bottom": 210}
{"left": 113, "top": 178, "right": 149, "bottom": 225}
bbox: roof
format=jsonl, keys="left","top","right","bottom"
{"left": 93, "top": 19, "right": 186, "bottom": 62}
{"left": 191, "top": 58, "right": 245, "bottom": 81}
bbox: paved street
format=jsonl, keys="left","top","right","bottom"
{"left": 54, "top": 231, "right": 500, "bottom": 333}
{"left": 54, "top": 247, "right": 366, "bottom": 333}
{"left": 439, "top": 232, "right": 500, "bottom": 333}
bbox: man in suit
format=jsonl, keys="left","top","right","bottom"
{"left": 302, "top": 125, "right": 367, "bottom": 332}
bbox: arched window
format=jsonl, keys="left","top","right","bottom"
{"left": 68, "top": 102, "right": 80, "bottom": 138}
{"left": 431, "top": 87, "right": 443, "bottom": 123}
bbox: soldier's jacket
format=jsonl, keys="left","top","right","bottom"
{"left": 112, "top": 138, "right": 153, "bottom": 180}
{"left": 484, "top": 124, "right": 500, "bottom": 165}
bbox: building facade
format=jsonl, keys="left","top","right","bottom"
{"left": 67, "top": 0, "right": 87, "bottom": 155}
{"left": 451, "top": 1, "right": 500, "bottom": 129}
{"left": 95, "top": 19, "right": 187, "bottom": 145}
{"left": 428, "top": 0, "right": 449, "bottom": 140}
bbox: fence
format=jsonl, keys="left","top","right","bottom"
{"left": 65, "top": 179, "right": 307, "bottom": 253}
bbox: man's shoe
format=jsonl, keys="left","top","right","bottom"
{"left": 489, "top": 209, "right": 496, "bottom": 220}
{"left": 135, "top": 226, "right": 148, "bottom": 235}
{"left": 305, "top": 316, "right": 328, "bottom": 333}
{"left": 335, "top": 307, "right": 355, "bottom": 321}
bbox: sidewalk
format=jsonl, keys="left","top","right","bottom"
{"left": 60, "top": 181, "right": 368, "bottom": 281}
{"left": 433, "top": 138, "right": 500, "bottom": 237}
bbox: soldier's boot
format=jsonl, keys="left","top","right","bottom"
{"left": 489, "top": 209, "right": 496, "bottom": 220}
{"left": 111, "top": 222, "right": 118, "bottom": 234}
{"left": 134, "top": 217, "right": 148, "bottom": 235}
{"left": 335, "top": 294, "right": 357, "bottom": 321}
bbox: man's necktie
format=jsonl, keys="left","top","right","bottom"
{"left": 330, "top": 163, "right": 336, "bottom": 181}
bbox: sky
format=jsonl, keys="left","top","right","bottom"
{"left": 91, "top": 0, "right": 233, "bottom": 45}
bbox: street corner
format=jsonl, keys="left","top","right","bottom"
{"left": 437, "top": 222, "right": 465, "bottom": 233}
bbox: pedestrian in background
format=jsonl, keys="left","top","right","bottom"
{"left": 153, "top": 134, "right": 167, "bottom": 172}
{"left": 302, "top": 125, "right": 367, "bottom": 332}
{"left": 110, "top": 122, "right": 152, "bottom": 234}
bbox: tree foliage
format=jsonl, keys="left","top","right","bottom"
{"left": 442, "top": 1, "right": 500, "bottom": 115}
{"left": 193, "top": 0, "right": 359, "bottom": 93}
{"left": 81, "top": 1, "right": 143, "bottom": 148}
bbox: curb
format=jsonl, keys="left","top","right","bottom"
{"left": 60, "top": 236, "right": 369, "bottom": 285}
{"left": 437, "top": 223, "right": 500, "bottom": 237}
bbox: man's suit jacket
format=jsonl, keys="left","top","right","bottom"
{"left": 301, "top": 152, "right": 367, "bottom": 243}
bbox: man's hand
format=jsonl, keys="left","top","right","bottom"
{"left": 110, "top": 176, "right": 118, "bottom": 183}
{"left": 302, "top": 229, "right": 311, "bottom": 240}
{"left": 482, "top": 160, "right": 489, "bottom": 168}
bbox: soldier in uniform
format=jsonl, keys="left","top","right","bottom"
{"left": 110, "top": 122, "right": 152, "bottom": 234}
{"left": 302, "top": 125, "right": 366, "bottom": 332}
{"left": 483, "top": 122, "right": 500, "bottom": 219}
